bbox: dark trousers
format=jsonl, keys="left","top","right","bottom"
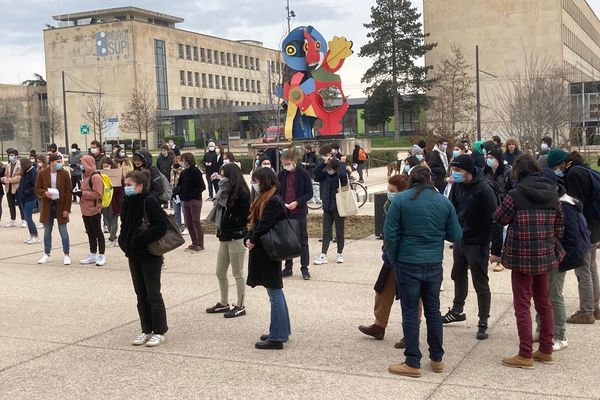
{"left": 82, "top": 213, "right": 105, "bottom": 254}
{"left": 183, "top": 198, "right": 204, "bottom": 247}
{"left": 285, "top": 213, "right": 309, "bottom": 271}
{"left": 129, "top": 256, "right": 168, "bottom": 335}
{"left": 0, "top": 193, "right": 3, "bottom": 220}
{"left": 393, "top": 262, "right": 444, "bottom": 369}
{"left": 512, "top": 270, "right": 554, "bottom": 358}
{"left": 451, "top": 241, "right": 491, "bottom": 324}
{"left": 322, "top": 209, "right": 345, "bottom": 254}
{"left": 71, "top": 175, "right": 81, "bottom": 202}
{"left": 7, "top": 192, "right": 24, "bottom": 221}
{"left": 206, "top": 172, "right": 215, "bottom": 198}
{"left": 356, "top": 162, "right": 364, "bottom": 181}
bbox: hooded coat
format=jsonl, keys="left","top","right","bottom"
{"left": 565, "top": 162, "right": 600, "bottom": 243}
{"left": 79, "top": 155, "right": 104, "bottom": 216}
{"left": 133, "top": 151, "right": 165, "bottom": 201}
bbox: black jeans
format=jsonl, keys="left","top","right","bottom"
{"left": 129, "top": 256, "right": 168, "bottom": 335}
{"left": 285, "top": 213, "right": 309, "bottom": 271}
{"left": 206, "top": 172, "right": 214, "bottom": 198}
{"left": 451, "top": 241, "right": 491, "bottom": 324}
{"left": 322, "top": 209, "right": 345, "bottom": 254}
{"left": 82, "top": 213, "right": 105, "bottom": 254}
{"left": 71, "top": 175, "right": 81, "bottom": 202}
{"left": 6, "top": 192, "right": 24, "bottom": 221}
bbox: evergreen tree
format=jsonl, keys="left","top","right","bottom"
{"left": 359, "top": 0, "right": 436, "bottom": 140}
{"left": 362, "top": 81, "right": 394, "bottom": 134}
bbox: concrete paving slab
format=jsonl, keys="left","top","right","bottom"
{"left": 0, "top": 337, "right": 64, "bottom": 371}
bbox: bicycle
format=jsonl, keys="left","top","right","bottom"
{"left": 307, "top": 174, "right": 368, "bottom": 210}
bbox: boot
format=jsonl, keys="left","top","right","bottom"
{"left": 430, "top": 360, "right": 444, "bottom": 373}
{"left": 388, "top": 363, "right": 421, "bottom": 378}
{"left": 533, "top": 350, "right": 554, "bottom": 365}
{"left": 358, "top": 324, "right": 385, "bottom": 340}
{"left": 566, "top": 311, "right": 595, "bottom": 324}
{"left": 502, "top": 355, "right": 534, "bottom": 369}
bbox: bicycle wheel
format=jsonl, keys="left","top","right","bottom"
{"left": 350, "top": 182, "right": 368, "bottom": 208}
{"left": 307, "top": 197, "right": 323, "bottom": 210}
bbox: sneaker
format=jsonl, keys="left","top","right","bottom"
{"left": 314, "top": 254, "right": 328, "bottom": 265}
{"left": 476, "top": 324, "right": 489, "bottom": 340}
{"left": 224, "top": 305, "right": 246, "bottom": 318}
{"left": 533, "top": 350, "right": 554, "bottom": 365}
{"left": 20, "top": 220, "right": 27, "bottom": 228}
{"left": 107, "top": 240, "right": 118, "bottom": 247}
{"left": 145, "top": 334, "right": 166, "bottom": 347}
{"left": 37, "top": 223, "right": 44, "bottom": 229}
{"left": 301, "top": 269, "right": 311, "bottom": 280}
{"left": 566, "top": 310, "right": 595, "bottom": 324}
{"left": 255, "top": 339, "right": 283, "bottom": 350}
{"left": 96, "top": 254, "right": 106, "bottom": 266}
{"left": 37, "top": 254, "right": 50, "bottom": 264}
{"left": 552, "top": 338, "right": 568, "bottom": 351}
{"left": 442, "top": 308, "right": 466, "bottom": 324}
{"left": 80, "top": 253, "right": 98, "bottom": 265}
{"left": 181, "top": 228, "right": 189, "bottom": 235}
{"left": 594, "top": 309, "right": 600, "bottom": 321}
{"left": 131, "top": 332, "right": 151, "bottom": 346}
{"left": 206, "top": 302, "right": 230, "bottom": 314}
{"left": 24, "top": 236, "right": 32, "bottom": 243}
{"left": 502, "top": 355, "right": 534, "bottom": 369}
{"left": 63, "top": 255, "right": 71, "bottom": 265}
{"left": 388, "top": 363, "right": 421, "bottom": 378}
{"left": 493, "top": 262, "right": 505, "bottom": 272}
{"left": 281, "top": 267, "right": 293, "bottom": 278}
{"left": 4, "top": 220, "right": 16, "bottom": 228}
{"left": 336, "top": 254, "right": 344, "bottom": 263}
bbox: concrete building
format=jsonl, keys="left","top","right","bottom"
{"left": 0, "top": 84, "right": 48, "bottom": 153}
{"left": 424, "top": 0, "right": 600, "bottom": 140}
{"left": 44, "top": 6, "right": 283, "bottom": 149}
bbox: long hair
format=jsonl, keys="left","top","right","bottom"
{"left": 20, "top": 158, "right": 32, "bottom": 176}
{"left": 408, "top": 166, "right": 435, "bottom": 200}
{"left": 248, "top": 167, "right": 279, "bottom": 228}
{"left": 512, "top": 154, "right": 540, "bottom": 182}
{"left": 505, "top": 138, "right": 519, "bottom": 151}
{"left": 388, "top": 174, "right": 409, "bottom": 192}
{"left": 221, "top": 163, "right": 249, "bottom": 207}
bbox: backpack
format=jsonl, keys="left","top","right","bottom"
{"left": 90, "top": 172, "right": 114, "bottom": 208}
{"left": 152, "top": 168, "right": 173, "bottom": 203}
{"left": 358, "top": 148, "right": 368, "bottom": 161}
{"left": 572, "top": 166, "right": 600, "bottom": 219}
{"left": 560, "top": 201, "right": 591, "bottom": 271}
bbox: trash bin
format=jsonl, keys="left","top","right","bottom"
{"left": 374, "top": 192, "right": 387, "bottom": 239}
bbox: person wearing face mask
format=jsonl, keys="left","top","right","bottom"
{"left": 36, "top": 155, "right": 47, "bottom": 172}
{"left": 538, "top": 136, "right": 553, "bottom": 159}
{"left": 428, "top": 138, "right": 449, "bottom": 193}
{"left": 68, "top": 144, "right": 83, "bottom": 203}
{"left": 175, "top": 152, "right": 206, "bottom": 252}
{"left": 119, "top": 170, "right": 169, "bottom": 348}
{"left": 113, "top": 147, "right": 133, "bottom": 175}
{"left": 312, "top": 154, "right": 349, "bottom": 265}
{"left": 78, "top": 155, "right": 107, "bottom": 267}
{"left": 202, "top": 142, "right": 219, "bottom": 200}
{"left": 16, "top": 158, "right": 39, "bottom": 244}
{"left": 443, "top": 154, "right": 498, "bottom": 340}
{"left": 1, "top": 149, "right": 26, "bottom": 227}
{"left": 278, "top": 150, "right": 313, "bottom": 280}
{"left": 34, "top": 154, "right": 72, "bottom": 265}
{"left": 100, "top": 159, "right": 123, "bottom": 247}
{"left": 46, "top": 143, "right": 63, "bottom": 158}
{"left": 89, "top": 140, "right": 110, "bottom": 170}
{"left": 170, "top": 157, "right": 186, "bottom": 234}
{"left": 546, "top": 149, "right": 568, "bottom": 183}
{"left": 167, "top": 139, "right": 181, "bottom": 157}
{"left": 156, "top": 144, "right": 174, "bottom": 181}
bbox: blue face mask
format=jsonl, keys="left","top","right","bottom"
{"left": 124, "top": 186, "right": 137, "bottom": 196}
{"left": 554, "top": 169, "right": 564, "bottom": 178}
{"left": 452, "top": 171, "right": 465, "bottom": 183}
{"left": 55, "top": 162, "right": 63, "bottom": 171}
{"left": 404, "top": 165, "right": 411, "bottom": 173}
{"left": 80, "top": 165, "right": 85, "bottom": 171}
{"left": 541, "top": 143, "right": 549, "bottom": 151}
{"left": 8, "top": 155, "right": 15, "bottom": 162}
{"left": 387, "top": 192, "right": 398, "bottom": 202}
{"left": 486, "top": 158, "right": 497, "bottom": 168}
{"left": 441, "top": 144, "right": 448, "bottom": 152}
{"left": 415, "top": 154, "right": 424, "bottom": 161}
{"left": 452, "top": 150, "right": 461, "bottom": 159}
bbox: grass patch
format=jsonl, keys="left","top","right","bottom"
{"left": 361, "top": 136, "right": 413, "bottom": 148}
{"left": 202, "top": 214, "right": 375, "bottom": 240}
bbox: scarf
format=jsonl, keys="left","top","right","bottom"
{"left": 434, "top": 145, "right": 449, "bottom": 171}
{"left": 248, "top": 186, "right": 278, "bottom": 229}
{"left": 206, "top": 178, "right": 230, "bottom": 229}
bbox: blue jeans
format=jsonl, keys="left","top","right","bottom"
{"left": 43, "top": 204, "right": 70, "bottom": 255}
{"left": 393, "top": 262, "right": 444, "bottom": 369}
{"left": 23, "top": 199, "right": 38, "bottom": 237}
{"left": 266, "top": 288, "right": 291, "bottom": 341}
{"left": 171, "top": 199, "right": 182, "bottom": 230}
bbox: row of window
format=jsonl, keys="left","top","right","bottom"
{"left": 562, "top": 24, "right": 600, "bottom": 72}
{"left": 179, "top": 70, "right": 262, "bottom": 93}
{"left": 180, "top": 97, "right": 261, "bottom": 110}
{"left": 562, "top": 0, "right": 600, "bottom": 51}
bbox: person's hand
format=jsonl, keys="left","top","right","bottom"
{"left": 288, "top": 201, "right": 298, "bottom": 211}
{"left": 62, "top": 211, "right": 70, "bottom": 218}
{"left": 44, "top": 191, "right": 53, "bottom": 199}
{"left": 489, "top": 255, "right": 501, "bottom": 264}
{"left": 340, "top": 155, "right": 347, "bottom": 163}
{"left": 245, "top": 239, "right": 254, "bottom": 250}
{"left": 0, "top": 177, "right": 6, "bottom": 183}
{"left": 446, "top": 176, "right": 454, "bottom": 184}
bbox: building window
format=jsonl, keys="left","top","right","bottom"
{"left": 257, "top": 80, "right": 261, "bottom": 93}
{"left": 210, "top": 99, "right": 215, "bottom": 108}
{"left": 203, "top": 99, "right": 208, "bottom": 108}
{"left": 187, "top": 71, "right": 193, "bottom": 86}
{"left": 196, "top": 97, "right": 202, "bottom": 108}
{"left": 216, "top": 99, "right": 222, "bottom": 108}
{"left": 202, "top": 73, "right": 207, "bottom": 88}
{"left": 215, "top": 75, "right": 220, "bottom": 89}
{"left": 185, "top": 45, "right": 191, "bottom": 60}
{"left": 189, "top": 97, "right": 195, "bottom": 108}
{"left": 178, "top": 44, "right": 184, "bottom": 59}
{"left": 276, "top": 62, "right": 281, "bottom": 74}
{"left": 195, "top": 72, "right": 200, "bottom": 87}
{"left": 193, "top": 46, "right": 199, "bottom": 61}
{"left": 214, "top": 50, "right": 219, "bottom": 64}
{"left": 256, "top": 57, "right": 260, "bottom": 71}
{"left": 240, "top": 79, "right": 244, "bottom": 92}
{"left": 234, "top": 78, "right": 239, "bottom": 91}
{"left": 181, "top": 97, "right": 186, "bottom": 109}
{"left": 272, "top": 82, "right": 276, "bottom": 95}
{"left": 220, "top": 51, "right": 225, "bottom": 65}
{"left": 250, "top": 57, "right": 255, "bottom": 70}
{"left": 235, "top": 101, "right": 239, "bottom": 106}
{"left": 208, "top": 74, "right": 213, "bottom": 88}
{"left": 250, "top": 80, "right": 255, "bottom": 92}
{"left": 239, "top": 54, "right": 244, "bottom": 68}
{"left": 222, "top": 76, "right": 226, "bottom": 90}
{"left": 200, "top": 48, "right": 205, "bottom": 62}
{"left": 207, "top": 49, "right": 212, "bottom": 63}
{"left": 244, "top": 56, "right": 249, "bottom": 69}
{"left": 246, "top": 79, "right": 250, "bottom": 92}
{"left": 227, "top": 53, "right": 231, "bottom": 66}
{"left": 154, "top": 39, "right": 169, "bottom": 110}
{"left": 180, "top": 70, "right": 185, "bottom": 85}
{"left": 271, "top": 60, "right": 275, "bottom": 73}
{"left": 233, "top": 54, "right": 238, "bottom": 67}
{"left": 228, "top": 77, "right": 232, "bottom": 90}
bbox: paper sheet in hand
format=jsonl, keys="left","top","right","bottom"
{"left": 47, "top": 188, "right": 60, "bottom": 200}
{"left": 103, "top": 168, "right": 123, "bottom": 187}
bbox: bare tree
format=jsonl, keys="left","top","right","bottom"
{"left": 492, "top": 54, "right": 570, "bottom": 153}
{"left": 0, "top": 99, "right": 19, "bottom": 155}
{"left": 80, "top": 82, "right": 111, "bottom": 143}
{"left": 200, "top": 93, "right": 239, "bottom": 143}
{"left": 120, "top": 81, "right": 157, "bottom": 150}
{"left": 427, "top": 44, "right": 475, "bottom": 142}
{"left": 46, "top": 90, "right": 63, "bottom": 145}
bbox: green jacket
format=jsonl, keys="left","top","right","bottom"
{"left": 384, "top": 185, "right": 462, "bottom": 265}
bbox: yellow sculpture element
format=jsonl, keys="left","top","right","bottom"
{"left": 326, "top": 36, "right": 354, "bottom": 70}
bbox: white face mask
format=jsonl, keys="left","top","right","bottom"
{"left": 90, "top": 148, "right": 99, "bottom": 155}
{"left": 223, "top": 159, "right": 231, "bottom": 165}
{"left": 103, "top": 167, "right": 111, "bottom": 170}
{"left": 70, "top": 148, "right": 77, "bottom": 153}
{"left": 252, "top": 183, "right": 260, "bottom": 193}
{"left": 283, "top": 164, "right": 295, "bottom": 172}
{"left": 208, "top": 146, "right": 215, "bottom": 152}
{"left": 119, "top": 151, "right": 125, "bottom": 157}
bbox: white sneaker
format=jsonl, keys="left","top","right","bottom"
{"left": 26, "top": 236, "right": 40, "bottom": 244}
{"left": 4, "top": 220, "right": 16, "bottom": 228}
{"left": 24, "top": 236, "right": 32, "bottom": 243}
{"left": 107, "top": 240, "right": 118, "bottom": 247}
{"left": 96, "top": 254, "right": 106, "bottom": 266}
{"left": 37, "top": 254, "right": 50, "bottom": 264}
{"left": 21, "top": 220, "right": 27, "bottom": 228}
{"left": 80, "top": 253, "right": 98, "bottom": 265}
{"left": 64, "top": 255, "right": 71, "bottom": 265}
{"left": 336, "top": 253, "right": 344, "bottom": 263}
{"left": 103, "top": 226, "right": 109, "bottom": 233}
{"left": 314, "top": 254, "right": 328, "bottom": 265}
{"left": 145, "top": 334, "right": 166, "bottom": 347}
{"left": 552, "top": 338, "right": 568, "bottom": 351}
{"left": 37, "top": 223, "right": 44, "bottom": 229}
{"left": 131, "top": 333, "right": 151, "bottom": 346}
{"left": 181, "top": 228, "right": 189, "bottom": 235}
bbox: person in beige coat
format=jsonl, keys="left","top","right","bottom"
{"left": 1, "top": 149, "right": 25, "bottom": 227}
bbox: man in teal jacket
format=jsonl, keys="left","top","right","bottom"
{"left": 384, "top": 166, "right": 462, "bottom": 379}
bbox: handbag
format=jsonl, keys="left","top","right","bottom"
{"left": 140, "top": 198, "right": 186, "bottom": 256}
{"left": 335, "top": 178, "right": 358, "bottom": 217}
{"left": 260, "top": 203, "right": 302, "bottom": 261}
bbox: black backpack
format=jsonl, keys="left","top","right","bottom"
{"left": 572, "top": 166, "right": 600, "bottom": 220}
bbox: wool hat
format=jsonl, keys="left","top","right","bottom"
{"left": 489, "top": 149, "right": 504, "bottom": 164}
{"left": 48, "top": 154, "right": 62, "bottom": 162}
{"left": 411, "top": 144, "right": 424, "bottom": 157}
{"left": 450, "top": 154, "right": 475, "bottom": 175}
{"left": 547, "top": 148, "right": 568, "bottom": 168}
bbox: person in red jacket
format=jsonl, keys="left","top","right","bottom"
{"left": 78, "top": 155, "right": 106, "bottom": 266}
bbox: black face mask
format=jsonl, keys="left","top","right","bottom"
{"left": 173, "top": 163, "right": 180, "bottom": 169}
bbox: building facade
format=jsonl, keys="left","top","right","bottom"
{"left": 0, "top": 84, "right": 48, "bottom": 153}
{"left": 424, "top": 0, "right": 600, "bottom": 141}
{"left": 44, "top": 7, "right": 283, "bottom": 149}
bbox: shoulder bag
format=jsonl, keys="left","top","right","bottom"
{"left": 335, "top": 177, "right": 358, "bottom": 217}
{"left": 260, "top": 202, "right": 302, "bottom": 261}
{"left": 140, "top": 198, "right": 185, "bottom": 256}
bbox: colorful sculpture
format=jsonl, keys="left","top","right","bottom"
{"left": 279, "top": 26, "right": 353, "bottom": 139}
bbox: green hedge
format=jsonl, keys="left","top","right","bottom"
{"left": 194, "top": 137, "right": 206, "bottom": 149}
{"left": 164, "top": 135, "right": 185, "bottom": 149}
{"left": 193, "top": 154, "right": 255, "bottom": 175}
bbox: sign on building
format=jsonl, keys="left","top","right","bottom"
{"left": 96, "top": 30, "right": 130, "bottom": 57}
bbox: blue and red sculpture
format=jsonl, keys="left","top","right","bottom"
{"left": 279, "top": 26, "right": 353, "bottom": 139}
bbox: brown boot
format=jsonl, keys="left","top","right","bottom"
{"left": 594, "top": 309, "right": 600, "bottom": 321}
{"left": 501, "top": 355, "right": 534, "bottom": 369}
{"left": 533, "top": 351, "right": 554, "bottom": 365}
{"left": 394, "top": 337, "right": 406, "bottom": 349}
{"left": 430, "top": 360, "right": 444, "bottom": 373}
{"left": 566, "top": 311, "right": 595, "bottom": 324}
{"left": 358, "top": 324, "right": 385, "bottom": 340}
{"left": 388, "top": 363, "right": 421, "bottom": 378}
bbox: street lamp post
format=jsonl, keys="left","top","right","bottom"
{"left": 475, "top": 45, "right": 497, "bottom": 141}
{"left": 286, "top": 0, "right": 296, "bottom": 34}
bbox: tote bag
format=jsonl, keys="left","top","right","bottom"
{"left": 335, "top": 178, "right": 358, "bottom": 217}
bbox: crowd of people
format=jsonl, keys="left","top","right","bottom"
{"left": 1, "top": 135, "right": 598, "bottom": 375}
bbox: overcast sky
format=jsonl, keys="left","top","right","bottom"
{"left": 1, "top": 0, "right": 600, "bottom": 98}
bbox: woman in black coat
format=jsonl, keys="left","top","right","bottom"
{"left": 176, "top": 153, "right": 206, "bottom": 252}
{"left": 118, "top": 170, "right": 169, "bottom": 348}
{"left": 245, "top": 167, "right": 289, "bottom": 350}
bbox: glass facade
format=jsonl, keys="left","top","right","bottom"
{"left": 570, "top": 82, "right": 600, "bottom": 145}
{"left": 154, "top": 39, "right": 169, "bottom": 110}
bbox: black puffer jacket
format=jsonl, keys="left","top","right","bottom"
{"left": 133, "top": 151, "right": 164, "bottom": 201}
{"left": 565, "top": 162, "right": 600, "bottom": 243}
{"left": 484, "top": 162, "right": 513, "bottom": 201}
